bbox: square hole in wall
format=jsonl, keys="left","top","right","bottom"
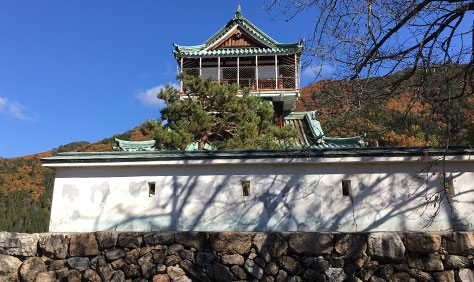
{"left": 342, "top": 180, "right": 351, "bottom": 197}
{"left": 242, "top": 180, "right": 250, "bottom": 196}
{"left": 444, "top": 178, "right": 455, "bottom": 196}
{"left": 148, "top": 182, "right": 156, "bottom": 197}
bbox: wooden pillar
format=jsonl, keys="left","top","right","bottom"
{"left": 237, "top": 57, "right": 240, "bottom": 87}
{"left": 294, "top": 53, "right": 298, "bottom": 90}
{"left": 274, "top": 54, "right": 278, "bottom": 90}
{"left": 180, "top": 57, "right": 184, "bottom": 93}
{"left": 255, "top": 55, "right": 259, "bottom": 90}
{"left": 218, "top": 57, "right": 221, "bottom": 83}
{"left": 199, "top": 57, "right": 202, "bottom": 77}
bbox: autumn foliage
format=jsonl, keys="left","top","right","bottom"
{"left": 297, "top": 65, "right": 474, "bottom": 147}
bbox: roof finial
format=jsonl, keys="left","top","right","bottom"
{"left": 235, "top": 1, "right": 242, "bottom": 19}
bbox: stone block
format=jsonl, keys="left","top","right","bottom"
{"left": 95, "top": 231, "right": 118, "bottom": 249}
{"left": 165, "top": 254, "right": 181, "bottom": 266}
{"left": 195, "top": 251, "right": 214, "bottom": 268}
{"left": 179, "top": 259, "right": 210, "bottom": 282}
{"left": 38, "top": 233, "right": 70, "bottom": 259}
{"left": 144, "top": 232, "right": 174, "bottom": 246}
{"left": 245, "top": 258, "right": 264, "bottom": 279}
{"left": 442, "top": 232, "right": 474, "bottom": 255}
{"left": 48, "top": 259, "right": 67, "bottom": 271}
{"left": 152, "top": 274, "right": 170, "bottom": 282}
{"left": 117, "top": 232, "right": 143, "bottom": 248}
{"left": 210, "top": 232, "right": 252, "bottom": 255}
{"left": 123, "top": 263, "right": 140, "bottom": 278}
{"left": 174, "top": 232, "right": 207, "bottom": 250}
{"left": 19, "top": 257, "right": 46, "bottom": 282}
{"left": 105, "top": 248, "right": 125, "bottom": 261}
{"left": 432, "top": 270, "right": 455, "bottom": 282}
{"left": 231, "top": 265, "right": 247, "bottom": 280}
{"left": 444, "top": 255, "right": 471, "bottom": 269}
{"left": 407, "top": 254, "right": 444, "bottom": 272}
{"left": 253, "top": 232, "right": 288, "bottom": 261}
{"left": 168, "top": 243, "right": 184, "bottom": 255}
{"left": 124, "top": 248, "right": 140, "bottom": 264}
{"left": 110, "top": 270, "right": 126, "bottom": 282}
{"left": 408, "top": 269, "right": 434, "bottom": 282}
{"left": 457, "top": 268, "right": 474, "bottom": 281}
{"left": 325, "top": 267, "right": 347, "bottom": 282}
{"left": 69, "top": 233, "right": 100, "bottom": 256}
{"left": 64, "top": 269, "right": 81, "bottom": 282}
{"left": 67, "top": 257, "right": 90, "bottom": 272}
{"left": 367, "top": 232, "right": 405, "bottom": 263}
{"left": 139, "top": 253, "right": 156, "bottom": 278}
{"left": 0, "top": 254, "right": 21, "bottom": 281}
{"left": 334, "top": 233, "right": 366, "bottom": 259}
{"left": 98, "top": 264, "right": 115, "bottom": 281}
{"left": 389, "top": 272, "right": 411, "bottom": 282}
{"left": 207, "top": 261, "right": 232, "bottom": 281}
{"left": 265, "top": 262, "right": 279, "bottom": 276}
{"left": 289, "top": 233, "right": 333, "bottom": 256}
{"left": 179, "top": 249, "right": 194, "bottom": 261}
{"left": 34, "top": 271, "right": 56, "bottom": 282}
{"left": 83, "top": 269, "right": 101, "bottom": 282}
{"left": 172, "top": 276, "right": 192, "bottom": 282}
{"left": 221, "top": 254, "right": 244, "bottom": 265}
{"left": 276, "top": 270, "right": 288, "bottom": 282}
{"left": 271, "top": 234, "right": 289, "bottom": 259}
{"left": 302, "top": 268, "right": 324, "bottom": 281}
{"left": 0, "top": 232, "right": 38, "bottom": 257}
{"left": 304, "top": 256, "right": 330, "bottom": 273}
{"left": 277, "top": 256, "right": 301, "bottom": 275}
{"left": 405, "top": 233, "right": 441, "bottom": 253}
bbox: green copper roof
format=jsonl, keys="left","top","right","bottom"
{"left": 284, "top": 111, "right": 367, "bottom": 149}
{"left": 113, "top": 138, "right": 156, "bottom": 151}
{"left": 42, "top": 148, "right": 474, "bottom": 165}
{"left": 173, "top": 6, "right": 303, "bottom": 58}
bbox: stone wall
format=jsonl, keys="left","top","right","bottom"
{"left": 0, "top": 231, "right": 473, "bottom": 282}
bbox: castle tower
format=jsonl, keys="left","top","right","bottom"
{"left": 173, "top": 5, "right": 303, "bottom": 126}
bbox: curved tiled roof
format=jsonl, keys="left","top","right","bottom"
{"left": 284, "top": 111, "right": 367, "bottom": 149}
{"left": 173, "top": 6, "right": 303, "bottom": 58}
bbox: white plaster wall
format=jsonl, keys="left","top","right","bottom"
{"left": 48, "top": 157, "right": 474, "bottom": 232}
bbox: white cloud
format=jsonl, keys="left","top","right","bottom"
{"left": 0, "top": 97, "right": 37, "bottom": 121}
{"left": 301, "top": 64, "right": 337, "bottom": 83}
{"left": 135, "top": 84, "right": 178, "bottom": 109}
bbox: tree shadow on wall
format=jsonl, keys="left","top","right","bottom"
{"left": 91, "top": 156, "right": 474, "bottom": 232}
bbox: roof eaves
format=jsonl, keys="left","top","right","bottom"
{"left": 41, "top": 148, "right": 474, "bottom": 165}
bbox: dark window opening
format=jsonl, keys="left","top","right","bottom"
{"left": 148, "top": 182, "right": 156, "bottom": 197}
{"left": 342, "top": 180, "right": 351, "bottom": 197}
{"left": 242, "top": 180, "right": 250, "bottom": 196}
{"left": 444, "top": 178, "right": 455, "bottom": 196}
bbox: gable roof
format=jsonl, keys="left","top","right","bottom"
{"left": 173, "top": 5, "right": 303, "bottom": 58}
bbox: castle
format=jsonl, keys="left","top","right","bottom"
{"left": 42, "top": 5, "right": 474, "bottom": 232}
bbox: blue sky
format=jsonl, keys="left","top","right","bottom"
{"left": 0, "top": 1, "right": 316, "bottom": 158}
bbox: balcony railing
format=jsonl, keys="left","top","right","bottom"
{"left": 182, "top": 65, "right": 298, "bottom": 91}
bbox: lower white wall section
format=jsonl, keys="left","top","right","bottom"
{"left": 44, "top": 150, "right": 474, "bottom": 232}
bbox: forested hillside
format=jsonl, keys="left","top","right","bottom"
{"left": 0, "top": 126, "right": 151, "bottom": 232}
{"left": 1, "top": 66, "right": 472, "bottom": 232}
{"left": 297, "top": 65, "right": 474, "bottom": 147}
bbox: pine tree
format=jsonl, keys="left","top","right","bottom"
{"left": 147, "top": 75, "right": 298, "bottom": 150}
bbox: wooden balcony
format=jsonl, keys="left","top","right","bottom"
{"left": 182, "top": 65, "right": 298, "bottom": 91}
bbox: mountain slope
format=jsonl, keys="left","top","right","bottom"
{"left": 0, "top": 125, "right": 152, "bottom": 232}
{"left": 296, "top": 66, "right": 474, "bottom": 147}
